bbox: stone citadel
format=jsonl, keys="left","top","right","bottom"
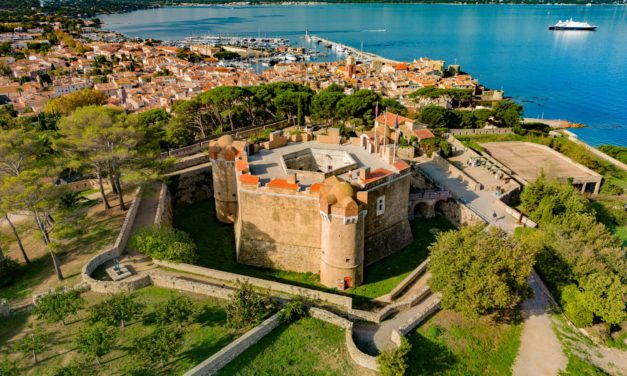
{"left": 208, "top": 128, "right": 414, "bottom": 289}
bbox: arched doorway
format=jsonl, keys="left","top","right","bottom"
{"left": 414, "top": 202, "right": 431, "bottom": 218}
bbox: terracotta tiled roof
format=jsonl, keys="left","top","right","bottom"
{"left": 235, "top": 160, "right": 248, "bottom": 172}
{"left": 393, "top": 160, "right": 410, "bottom": 171}
{"left": 375, "top": 113, "right": 414, "bottom": 128}
{"left": 267, "top": 178, "right": 299, "bottom": 191}
{"left": 414, "top": 129, "right": 436, "bottom": 140}
{"left": 309, "top": 183, "right": 322, "bottom": 194}
{"left": 361, "top": 168, "right": 392, "bottom": 184}
{"left": 239, "top": 173, "right": 259, "bottom": 186}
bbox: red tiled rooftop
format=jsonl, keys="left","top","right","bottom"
{"left": 239, "top": 173, "right": 259, "bottom": 186}
{"left": 235, "top": 160, "right": 249, "bottom": 172}
{"left": 267, "top": 178, "right": 299, "bottom": 191}
{"left": 361, "top": 168, "right": 392, "bottom": 184}
{"left": 414, "top": 129, "right": 436, "bottom": 140}
{"left": 376, "top": 113, "right": 414, "bottom": 128}
{"left": 393, "top": 160, "right": 410, "bottom": 171}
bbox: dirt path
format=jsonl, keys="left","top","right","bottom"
{"left": 512, "top": 273, "right": 567, "bottom": 376}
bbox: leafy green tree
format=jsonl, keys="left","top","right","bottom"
{"left": 33, "top": 287, "right": 85, "bottom": 325}
{"left": 131, "top": 327, "right": 184, "bottom": 368}
{"left": 154, "top": 295, "right": 197, "bottom": 326}
{"left": 419, "top": 105, "right": 458, "bottom": 129}
{"left": 130, "top": 225, "right": 197, "bottom": 263}
{"left": 580, "top": 273, "right": 626, "bottom": 326}
{"left": 57, "top": 105, "right": 154, "bottom": 211}
{"left": 311, "top": 88, "right": 345, "bottom": 126}
{"left": 0, "top": 358, "right": 19, "bottom": 376}
{"left": 492, "top": 100, "right": 523, "bottom": 128}
{"left": 377, "top": 336, "right": 411, "bottom": 376}
{"left": 0, "top": 251, "right": 18, "bottom": 287}
{"left": 88, "top": 293, "right": 144, "bottom": 329}
{"left": 429, "top": 225, "right": 540, "bottom": 317}
{"left": 13, "top": 326, "right": 51, "bottom": 364}
{"left": 44, "top": 89, "right": 106, "bottom": 116}
{"left": 75, "top": 323, "right": 117, "bottom": 365}
{"left": 561, "top": 284, "right": 594, "bottom": 327}
{"left": 226, "top": 282, "right": 271, "bottom": 328}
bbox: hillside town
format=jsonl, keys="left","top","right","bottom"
{"left": 0, "top": 24, "right": 505, "bottom": 115}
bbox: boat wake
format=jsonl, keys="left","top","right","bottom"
{"left": 363, "top": 29, "right": 386, "bottom": 33}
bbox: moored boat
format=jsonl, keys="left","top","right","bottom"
{"left": 549, "top": 18, "right": 597, "bottom": 31}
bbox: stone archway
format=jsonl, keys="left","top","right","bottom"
{"left": 413, "top": 201, "right": 435, "bottom": 219}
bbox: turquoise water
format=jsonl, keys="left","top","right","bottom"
{"left": 100, "top": 4, "right": 627, "bottom": 147}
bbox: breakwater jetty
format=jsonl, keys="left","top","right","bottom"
{"left": 311, "top": 35, "right": 399, "bottom": 64}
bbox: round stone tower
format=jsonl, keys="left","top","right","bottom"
{"left": 208, "top": 135, "right": 239, "bottom": 224}
{"left": 319, "top": 180, "right": 364, "bottom": 289}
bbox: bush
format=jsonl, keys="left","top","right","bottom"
{"left": 561, "top": 284, "right": 594, "bottom": 328}
{"left": 130, "top": 225, "right": 197, "bottom": 263}
{"left": 377, "top": 336, "right": 411, "bottom": 376}
{"left": 154, "top": 295, "right": 197, "bottom": 326}
{"left": 0, "top": 255, "right": 18, "bottom": 287}
{"left": 226, "top": 282, "right": 271, "bottom": 328}
{"left": 0, "top": 358, "right": 19, "bottom": 376}
{"left": 278, "top": 299, "right": 308, "bottom": 323}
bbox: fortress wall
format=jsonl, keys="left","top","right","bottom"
{"left": 362, "top": 174, "right": 414, "bottom": 265}
{"left": 236, "top": 188, "right": 322, "bottom": 273}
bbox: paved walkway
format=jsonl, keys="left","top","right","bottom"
{"left": 417, "top": 160, "right": 519, "bottom": 233}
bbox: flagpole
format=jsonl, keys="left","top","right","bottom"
{"left": 374, "top": 102, "right": 379, "bottom": 154}
{"left": 383, "top": 108, "right": 388, "bottom": 157}
{"left": 393, "top": 114, "right": 398, "bottom": 163}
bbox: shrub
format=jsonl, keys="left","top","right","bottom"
{"left": 154, "top": 295, "right": 197, "bottom": 326}
{"left": 561, "top": 284, "right": 594, "bottom": 328}
{"left": 0, "top": 358, "right": 19, "bottom": 376}
{"left": 33, "top": 288, "right": 85, "bottom": 325}
{"left": 278, "top": 299, "right": 308, "bottom": 323}
{"left": 226, "top": 282, "right": 271, "bottom": 328}
{"left": 130, "top": 225, "right": 197, "bottom": 263}
{"left": 377, "top": 336, "right": 411, "bottom": 376}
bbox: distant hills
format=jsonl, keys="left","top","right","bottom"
{"left": 0, "top": 0, "right": 623, "bottom": 18}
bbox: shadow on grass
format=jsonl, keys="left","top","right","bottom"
{"left": 406, "top": 329, "right": 457, "bottom": 376}
{"left": 0, "top": 257, "right": 51, "bottom": 302}
{"left": 196, "top": 304, "right": 228, "bottom": 325}
{"left": 0, "top": 311, "right": 30, "bottom": 345}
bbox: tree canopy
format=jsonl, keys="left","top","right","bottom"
{"left": 429, "top": 225, "right": 539, "bottom": 317}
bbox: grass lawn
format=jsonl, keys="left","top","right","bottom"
{"left": 551, "top": 315, "right": 607, "bottom": 376}
{"left": 217, "top": 316, "right": 373, "bottom": 376}
{"left": 0, "top": 287, "right": 241, "bottom": 376}
{"left": 406, "top": 310, "right": 522, "bottom": 375}
{"left": 173, "top": 199, "right": 454, "bottom": 300}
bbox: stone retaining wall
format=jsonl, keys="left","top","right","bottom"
{"left": 184, "top": 312, "right": 282, "bottom": 376}
{"left": 153, "top": 260, "right": 353, "bottom": 310}
{"left": 432, "top": 154, "right": 482, "bottom": 191}
{"left": 310, "top": 307, "right": 352, "bottom": 329}
{"left": 449, "top": 128, "right": 513, "bottom": 135}
{"left": 390, "top": 297, "right": 441, "bottom": 347}
{"left": 150, "top": 273, "right": 234, "bottom": 300}
{"left": 563, "top": 130, "right": 627, "bottom": 171}
{"left": 154, "top": 182, "right": 173, "bottom": 226}
{"left": 388, "top": 258, "right": 430, "bottom": 301}
{"left": 346, "top": 326, "right": 379, "bottom": 371}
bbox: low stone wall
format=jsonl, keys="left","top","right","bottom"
{"left": 310, "top": 307, "right": 352, "bottom": 329}
{"left": 0, "top": 300, "right": 11, "bottom": 318}
{"left": 169, "top": 154, "right": 211, "bottom": 172}
{"left": 494, "top": 197, "right": 538, "bottom": 228}
{"left": 432, "top": 154, "right": 482, "bottom": 191}
{"left": 184, "top": 312, "right": 282, "bottom": 376}
{"left": 153, "top": 260, "right": 353, "bottom": 310}
{"left": 390, "top": 297, "right": 441, "bottom": 347}
{"left": 388, "top": 258, "right": 430, "bottom": 301}
{"left": 150, "top": 273, "right": 234, "bottom": 300}
{"left": 449, "top": 128, "right": 513, "bottom": 136}
{"left": 562, "top": 130, "right": 627, "bottom": 171}
{"left": 346, "top": 326, "right": 379, "bottom": 371}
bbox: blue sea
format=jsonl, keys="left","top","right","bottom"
{"left": 100, "top": 4, "right": 627, "bottom": 147}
